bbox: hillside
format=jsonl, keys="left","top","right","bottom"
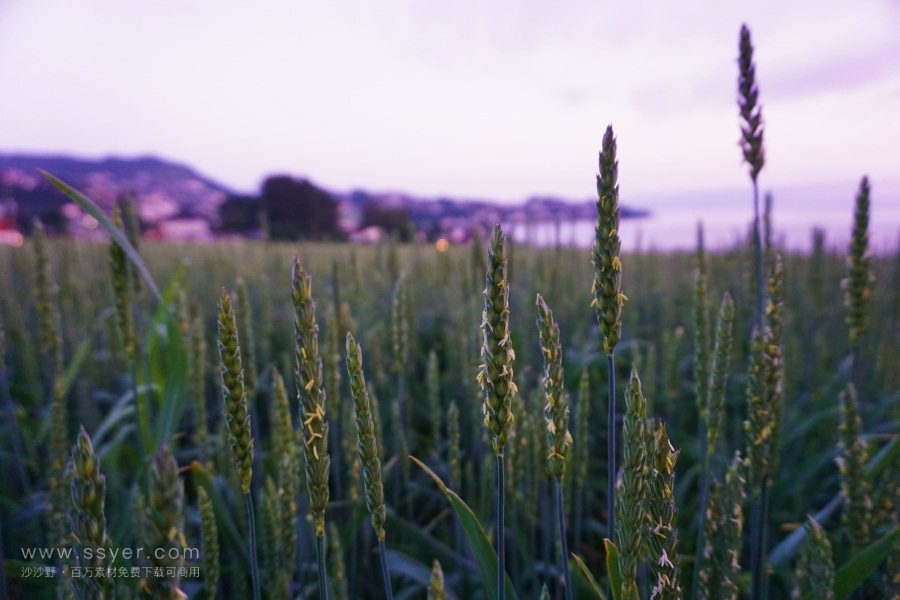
{"left": 0, "top": 154, "right": 233, "bottom": 230}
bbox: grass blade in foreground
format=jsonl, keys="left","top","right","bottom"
{"left": 833, "top": 525, "right": 900, "bottom": 600}
{"left": 410, "top": 456, "right": 518, "bottom": 600}
{"left": 572, "top": 553, "right": 607, "bottom": 600}
{"left": 40, "top": 170, "right": 162, "bottom": 302}
{"left": 604, "top": 539, "right": 638, "bottom": 600}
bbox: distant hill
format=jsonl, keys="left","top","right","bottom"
{"left": 0, "top": 153, "right": 233, "bottom": 229}
{"left": 0, "top": 152, "right": 649, "bottom": 241}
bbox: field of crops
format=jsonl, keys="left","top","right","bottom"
{"left": 1, "top": 182, "right": 898, "bottom": 600}
{"left": 2, "top": 25, "right": 899, "bottom": 600}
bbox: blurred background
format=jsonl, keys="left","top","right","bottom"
{"left": 1, "top": 0, "right": 898, "bottom": 251}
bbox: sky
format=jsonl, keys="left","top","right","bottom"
{"left": 2, "top": 0, "right": 899, "bottom": 206}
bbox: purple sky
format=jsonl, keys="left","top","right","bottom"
{"left": 2, "top": 0, "right": 899, "bottom": 203}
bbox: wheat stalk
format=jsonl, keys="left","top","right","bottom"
{"left": 699, "top": 453, "right": 745, "bottom": 600}
{"left": 836, "top": 383, "right": 871, "bottom": 554}
{"left": 692, "top": 292, "right": 735, "bottom": 600}
{"left": 145, "top": 442, "right": 187, "bottom": 600}
{"left": 738, "top": 22, "right": 766, "bottom": 331}
{"left": 68, "top": 426, "right": 111, "bottom": 600}
{"left": 617, "top": 368, "right": 649, "bottom": 600}
{"left": 793, "top": 516, "right": 834, "bottom": 600}
{"left": 196, "top": 487, "right": 220, "bottom": 600}
{"left": 216, "top": 287, "right": 260, "bottom": 600}
{"left": 428, "top": 560, "right": 447, "bottom": 600}
{"left": 591, "top": 125, "right": 626, "bottom": 555}
{"left": 345, "top": 333, "right": 393, "bottom": 600}
{"left": 536, "top": 293, "right": 573, "bottom": 599}
{"left": 292, "top": 258, "right": 331, "bottom": 599}
{"left": 477, "top": 223, "right": 516, "bottom": 600}
{"left": 646, "top": 421, "right": 681, "bottom": 600}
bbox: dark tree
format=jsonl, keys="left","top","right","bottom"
{"left": 219, "top": 195, "right": 259, "bottom": 233}
{"left": 259, "top": 176, "right": 341, "bottom": 241}
{"left": 360, "top": 201, "right": 415, "bottom": 242}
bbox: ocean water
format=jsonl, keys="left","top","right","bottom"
{"left": 508, "top": 182, "right": 900, "bottom": 254}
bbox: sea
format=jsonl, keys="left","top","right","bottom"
{"left": 507, "top": 182, "right": 900, "bottom": 254}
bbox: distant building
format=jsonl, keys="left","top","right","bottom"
{"left": 153, "top": 218, "right": 213, "bottom": 242}
{"left": 349, "top": 225, "right": 384, "bottom": 243}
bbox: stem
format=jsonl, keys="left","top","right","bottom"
{"left": 752, "top": 180, "right": 764, "bottom": 329}
{"left": 606, "top": 353, "right": 616, "bottom": 542}
{"left": 0, "top": 368, "right": 30, "bottom": 494}
{"left": 751, "top": 478, "right": 769, "bottom": 600}
{"left": 0, "top": 520, "right": 9, "bottom": 600}
{"left": 378, "top": 538, "right": 394, "bottom": 600}
{"left": 316, "top": 533, "right": 330, "bottom": 600}
{"left": 244, "top": 493, "right": 262, "bottom": 600}
{"left": 497, "top": 453, "right": 506, "bottom": 600}
{"left": 573, "top": 483, "right": 584, "bottom": 552}
{"left": 763, "top": 483, "right": 772, "bottom": 599}
{"left": 690, "top": 455, "right": 711, "bottom": 600}
{"left": 555, "top": 480, "right": 573, "bottom": 600}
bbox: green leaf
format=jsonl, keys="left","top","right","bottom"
{"left": 149, "top": 265, "right": 188, "bottom": 448}
{"left": 383, "top": 550, "right": 430, "bottom": 584}
{"left": 603, "top": 539, "right": 638, "bottom": 600}
{"left": 572, "top": 553, "right": 607, "bottom": 599}
{"left": 37, "top": 307, "right": 115, "bottom": 446}
{"left": 93, "top": 388, "right": 138, "bottom": 447}
{"left": 834, "top": 525, "right": 900, "bottom": 599}
{"left": 385, "top": 509, "right": 471, "bottom": 573}
{"left": 61, "top": 306, "right": 114, "bottom": 399}
{"left": 410, "top": 455, "right": 518, "bottom": 600}
{"left": 40, "top": 171, "right": 163, "bottom": 302}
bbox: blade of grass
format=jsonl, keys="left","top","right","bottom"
{"left": 40, "top": 171, "right": 162, "bottom": 302}
{"left": 770, "top": 435, "right": 898, "bottom": 566}
{"left": 410, "top": 455, "right": 518, "bottom": 600}
{"left": 604, "top": 539, "right": 638, "bottom": 600}
{"left": 572, "top": 553, "right": 607, "bottom": 600}
{"left": 833, "top": 525, "right": 900, "bottom": 599}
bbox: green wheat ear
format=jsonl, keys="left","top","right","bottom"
{"left": 478, "top": 222, "right": 516, "bottom": 455}
{"left": 109, "top": 205, "right": 137, "bottom": 363}
{"left": 197, "top": 487, "right": 220, "bottom": 600}
{"left": 617, "top": 368, "right": 649, "bottom": 600}
{"left": 706, "top": 292, "right": 735, "bottom": 458}
{"left": 836, "top": 383, "right": 872, "bottom": 553}
{"left": 699, "top": 453, "right": 745, "bottom": 600}
{"left": 292, "top": 258, "right": 330, "bottom": 538}
{"left": 646, "top": 421, "right": 681, "bottom": 600}
{"left": 69, "top": 426, "right": 112, "bottom": 598}
{"left": 844, "top": 176, "right": 872, "bottom": 346}
{"left": 536, "top": 293, "right": 571, "bottom": 479}
{"left": 591, "top": 125, "right": 626, "bottom": 355}
{"left": 738, "top": 23, "right": 765, "bottom": 182}
{"left": 793, "top": 516, "right": 834, "bottom": 600}
{"left": 345, "top": 333, "right": 387, "bottom": 540}
{"left": 146, "top": 442, "right": 186, "bottom": 600}
{"left": 428, "top": 560, "right": 447, "bottom": 600}
{"left": 217, "top": 288, "right": 254, "bottom": 494}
